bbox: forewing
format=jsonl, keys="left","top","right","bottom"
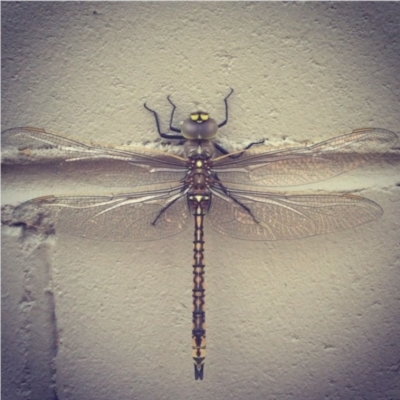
{"left": 13, "top": 190, "right": 190, "bottom": 241}
{"left": 212, "top": 128, "right": 398, "bottom": 187}
{"left": 2, "top": 127, "right": 187, "bottom": 187}
{"left": 208, "top": 191, "right": 382, "bottom": 240}
{"left": 52, "top": 158, "right": 187, "bottom": 187}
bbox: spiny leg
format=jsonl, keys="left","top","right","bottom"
{"left": 214, "top": 139, "right": 265, "bottom": 157}
{"left": 166, "top": 95, "right": 182, "bottom": 133}
{"left": 214, "top": 88, "right": 265, "bottom": 156}
{"left": 143, "top": 101, "right": 184, "bottom": 140}
{"left": 212, "top": 173, "right": 260, "bottom": 224}
{"left": 217, "top": 88, "right": 234, "bottom": 129}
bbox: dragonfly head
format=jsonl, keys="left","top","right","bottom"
{"left": 181, "top": 111, "right": 218, "bottom": 140}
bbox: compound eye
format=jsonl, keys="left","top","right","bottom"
{"left": 181, "top": 115, "right": 218, "bottom": 140}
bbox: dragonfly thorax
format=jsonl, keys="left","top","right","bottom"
{"left": 185, "top": 151, "right": 213, "bottom": 216}
{"left": 184, "top": 140, "right": 216, "bottom": 159}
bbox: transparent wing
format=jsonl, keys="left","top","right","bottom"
{"left": 208, "top": 190, "right": 382, "bottom": 240}
{"left": 13, "top": 188, "right": 190, "bottom": 241}
{"left": 212, "top": 128, "right": 398, "bottom": 187}
{"left": 2, "top": 127, "right": 187, "bottom": 187}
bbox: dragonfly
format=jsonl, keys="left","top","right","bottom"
{"left": 2, "top": 89, "right": 397, "bottom": 380}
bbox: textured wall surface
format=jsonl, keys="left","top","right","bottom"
{"left": 2, "top": 2, "right": 400, "bottom": 400}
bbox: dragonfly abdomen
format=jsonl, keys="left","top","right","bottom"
{"left": 189, "top": 194, "right": 209, "bottom": 380}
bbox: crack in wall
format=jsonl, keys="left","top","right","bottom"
{"left": 2, "top": 215, "right": 60, "bottom": 400}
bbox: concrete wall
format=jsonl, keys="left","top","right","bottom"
{"left": 2, "top": 2, "right": 399, "bottom": 399}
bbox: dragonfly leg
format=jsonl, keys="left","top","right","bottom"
{"left": 150, "top": 193, "right": 186, "bottom": 226}
{"left": 242, "top": 139, "right": 265, "bottom": 150}
{"left": 166, "top": 95, "right": 183, "bottom": 133}
{"left": 217, "top": 88, "right": 234, "bottom": 128}
{"left": 212, "top": 175, "right": 260, "bottom": 224}
{"left": 214, "top": 139, "right": 265, "bottom": 157}
{"left": 143, "top": 101, "right": 184, "bottom": 140}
